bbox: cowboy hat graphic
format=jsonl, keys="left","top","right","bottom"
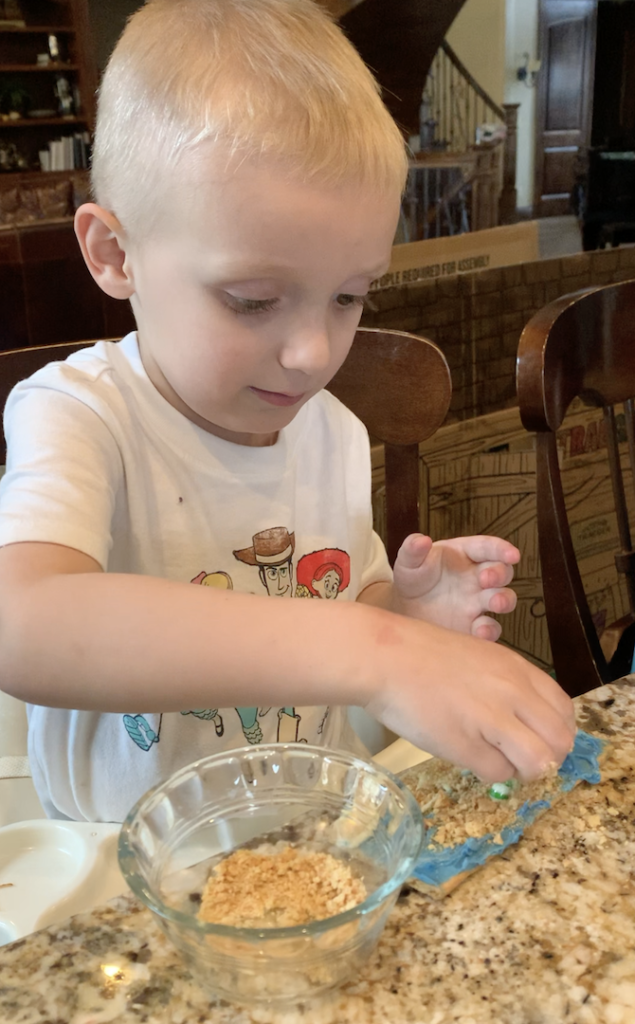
{"left": 233, "top": 527, "right": 295, "bottom": 599}
{"left": 233, "top": 527, "right": 295, "bottom": 566}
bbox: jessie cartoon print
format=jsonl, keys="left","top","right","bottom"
{"left": 295, "top": 548, "right": 350, "bottom": 600}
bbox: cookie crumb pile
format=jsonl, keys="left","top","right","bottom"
{"left": 404, "top": 760, "right": 561, "bottom": 848}
{"left": 197, "top": 842, "right": 366, "bottom": 928}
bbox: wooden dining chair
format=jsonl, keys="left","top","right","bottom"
{"left": 327, "top": 327, "right": 452, "bottom": 564}
{"left": 516, "top": 279, "right": 635, "bottom": 697}
{"left": 0, "top": 330, "right": 452, "bottom": 568}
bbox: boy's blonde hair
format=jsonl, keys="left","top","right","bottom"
{"left": 92, "top": 0, "right": 409, "bottom": 238}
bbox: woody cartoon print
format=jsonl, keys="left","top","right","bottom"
{"left": 122, "top": 527, "right": 351, "bottom": 752}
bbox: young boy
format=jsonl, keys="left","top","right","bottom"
{"left": 0, "top": 0, "right": 574, "bottom": 822}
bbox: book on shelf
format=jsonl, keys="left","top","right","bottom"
{"left": 49, "top": 138, "right": 64, "bottom": 171}
{"left": 39, "top": 132, "right": 91, "bottom": 173}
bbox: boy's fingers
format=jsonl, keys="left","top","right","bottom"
{"left": 471, "top": 615, "right": 502, "bottom": 641}
{"left": 483, "top": 714, "right": 570, "bottom": 783}
{"left": 461, "top": 744, "right": 517, "bottom": 784}
{"left": 530, "top": 671, "right": 577, "bottom": 734}
{"left": 451, "top": 536, "right": 521, "bottom": 566}
{"left": 395, "top": 533, "right": 433, "bottom": 570}
{"left": 480, "top": 586, "right": 517, "bottom": 615}
{"left": 514, "top": 694, "right": 576, "bottom": 771}
{"left": 478, "top": 561, "right": 515, "bottom": 590}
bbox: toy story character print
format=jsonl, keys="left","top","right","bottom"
{"left": 122, "top": 712, "right": 162, "bottom": 751}
{"left": 181, "top": 707, "right": 267, "bottom": 744}
{"left": 233, "top": 527, "right": 295, "bottom": 598}
{"left": 295, "top": 548, "right": 350, "bottom": 600}
{"left": 181, "top": 707, "right": 225, "bottom": 737}
{"left": 123, "top": 706, "right": 273, "bottom": 750}
{"left": 190, "top": 570, "right": 233, "bottom": 590}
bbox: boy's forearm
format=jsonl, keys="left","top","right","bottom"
{"left": 1, "top": 570, "right": 386, "bottom": 712}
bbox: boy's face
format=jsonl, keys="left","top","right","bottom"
{"left": 126, "top": 151, "right": 401, "bottom": 446}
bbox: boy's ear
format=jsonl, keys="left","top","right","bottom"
{"left": 74, "top": 203, "right": 135, "bottom": 299}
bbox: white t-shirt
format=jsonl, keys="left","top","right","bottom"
{"left": 0, "top": 333, "right": 391, "bottom": 821}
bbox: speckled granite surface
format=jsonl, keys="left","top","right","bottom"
{"left": 2, "top": 679, "right": 635, "bottom": 1024}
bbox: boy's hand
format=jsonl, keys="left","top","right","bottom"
{"left": 392, "top": 533, "right": 520, "bottom": 641}
{"left": 362, "top": 612, "right": 576, "bottom": 783}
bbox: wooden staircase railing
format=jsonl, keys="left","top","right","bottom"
{"left": 423, "top": 40, "right": 505, "bottom": 154}
{"left": 419, "top": 40, "right": 519, "bottom": 228}
{"left": 321, "top": 0, "right": 519, "bottom": 227}
{"left": 337, "top": 0, "right": 471, "bottom": 136}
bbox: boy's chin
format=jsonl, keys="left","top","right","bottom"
{"left": 205, "top": 404, "right": 307, "bottom": 446}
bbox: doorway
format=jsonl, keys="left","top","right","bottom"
{"left": 534, "top": 0, "right": 597, "bottom": 217}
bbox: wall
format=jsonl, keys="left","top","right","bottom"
{"left": 361, "top": 246, "right": 635, "bottom": 422}
{"left": 446, "top": 0, "right": 507, "bottom": 106}
{"left": 504, "top": 0, "right": 539, "bottom": 211}
{"left": 444, "top": 0, "right": 537, "bottom": 211}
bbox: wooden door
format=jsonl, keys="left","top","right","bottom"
{"left": 534, "top": 0, "right": 597, "bottom": 217}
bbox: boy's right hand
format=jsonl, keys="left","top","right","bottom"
{"left": 361, "top": 610, "right": 576, "bottom": 783}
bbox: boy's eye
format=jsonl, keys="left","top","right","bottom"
{"left": 224, "top": 296, "right": 279, "bottom": 316}
{"left": 336, "top": 293, "right": 366, "bottom": 309}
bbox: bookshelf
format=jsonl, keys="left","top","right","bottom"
{"left": 0, "top": 0, "right": 97, "bottom": 226}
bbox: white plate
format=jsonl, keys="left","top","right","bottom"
{"left": 0, "top": 820, "right": 126, "bottom": 946}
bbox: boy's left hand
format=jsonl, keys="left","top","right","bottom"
{"left": 392, "top": 534, "right": 519, "bottom": 641}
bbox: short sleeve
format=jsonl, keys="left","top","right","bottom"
{"left": 328, "top": 391, "right": 393, "bottom": 596}
{"left": 359, "top": 522, "right": 393, "bottom": 593}
{"left": 0, "top": 384, "right": 122, "bottom": 569}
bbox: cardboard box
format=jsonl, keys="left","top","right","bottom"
{"left": 370, "top": 221, "right": 540, "bottom": 292}
{"left": 371, "top": 398, "right": 634, "bottom": 671}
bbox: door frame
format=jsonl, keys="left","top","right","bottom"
{"left": 534, "top": 0, "right": 597, "bottom": 217}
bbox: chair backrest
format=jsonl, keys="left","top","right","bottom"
{"left": 327, "top": 327, "right": 452, "bottom": 564}
{"left": 0, "top": 329, "right": 452, "bottom": 566}
{"left": 517, "top": 279, "right": 635, "bottom": 696}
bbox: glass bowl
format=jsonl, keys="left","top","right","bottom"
{"left": 118, "top": 743, "right": 423, "bottom": 1006}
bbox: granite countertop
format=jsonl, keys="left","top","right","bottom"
{"left": 2, "top": 679, "right": 635, "bottom": 1024}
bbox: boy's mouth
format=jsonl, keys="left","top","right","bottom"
{"left": 249, "top": 387, "right": 306, "bottom": 408}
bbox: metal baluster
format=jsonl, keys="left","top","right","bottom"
{"left": 465, "top": 77, "right": 470, "bottom": 155}
{"left": 437, "top": 53, "right": 442, "bottom": 146}
{"left": 451, "top": 64, "right": 455, "bottom": 150}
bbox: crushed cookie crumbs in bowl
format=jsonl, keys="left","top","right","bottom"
{"left": 118, "top": 744, "right": 423, "bottom": 1006}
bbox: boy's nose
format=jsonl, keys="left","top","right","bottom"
{"left": 279, "top": 324, "right": 332, "bottom": 375}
